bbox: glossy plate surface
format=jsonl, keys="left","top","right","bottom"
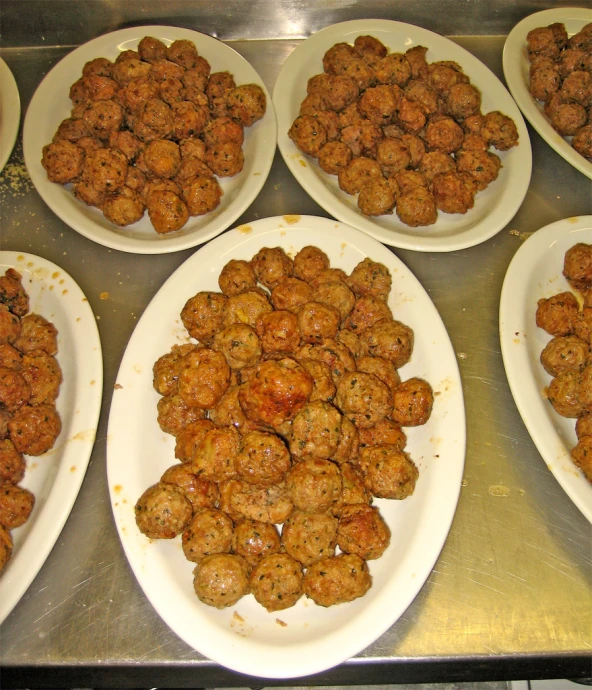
{"left": 503, "top": 7, "right": 592, "bottom": 180}
{"left": 23, "top": 26, "right": 277, "bottom": 254}
{"left": 0, "top": 252, "right": 103, "bottom": 623}
{"left": 273, "top": 19, "right": 532, "bottom": 253}
{"left": 0, "top": 58, "right": 21, "bottom": 173}
{"left": 499, "top": 216, "right": 592, "bottom": 524}
{"left": 107, "top": 214, "right": 466, "bottom": 678}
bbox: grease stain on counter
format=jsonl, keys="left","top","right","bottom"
{"left": 488, "top": 484, "right": 511, "bottom": 497}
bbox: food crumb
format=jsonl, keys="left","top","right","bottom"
{"left": 114, "top": 383, "right": 123, "bottom": 390}
{"left": 276, "top": 618, "right": 288, "bottom": 627}
{"left": 100, "top": 291, "right": 110, "bottom": 300}
{"left": 283, "top": 214, "right": 301, "bottom": 224}
{"left": 233, "top": 611, "right": 244, "bottom": 622}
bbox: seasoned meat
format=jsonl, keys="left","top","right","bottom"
{"left": 134, "top": 482, "right": 193, "bottom": 539}
{"left": 286, "top": 457, "right": 342, "bottom": 513}
{"left": 8, "top": 403, "right": 61, "bottom": 455}
{"left": 335, "top": 370, "right": 392, "bottom": 429}
{"left": 391, "top": 377, "right": 434, "bottom": 427}
{"left": 249, "top": 552, "right": 303, "bottom": 611}
{"left": 182, "top": 508, "right": 233, "bottom": 562}
{"left": 232, "top": 519, "right": 281, "bottom": 566}
{"left": 358, "top": 444, "right": 419, "bottom": 499}
{"left": 281, "top": 510, "right": 338, "bottom": 566}
{"left": 336, "top": 503, "right": 390, "bottom": 560}
{"left": 234, "top": 430, "right": 291, "bottom": 487}
{"left": 289, "top": 400, "right": 342, "bottom": 460}
{"left": 303, "top": 553, "right": 371, "bottom": 607}
{"left": 193, "top": 553, "right": 251, "bottom": 608}
{"left": 536, "top": 292, "right": 579, "bottom": 336}
{"left": 0, "top": 482, "right": 34, "bottom": 529}
{"left": 160, "top": 463, "right": 219, "bottom": 511}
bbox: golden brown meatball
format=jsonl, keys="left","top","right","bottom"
{"left": 347, "top": 258, "right": 392, "bottom": 301}
{"left": 358, "top": 417, "right": 407, "bottom": 451}
{"left": 295, "top": 338, "right": 357, "bottom": 387}
{"left": 250, "top": 247, "right": 294, "bottom": 290}
{"left": 20, "top": 350, "right": 62, "bottom": 406}
{"left": 0, "top": 439, "right": 25, "bottom": 483}
{"left": 358, "top": 444, "right": 419, "bottom": 499}
{"left": 270, "top": 278, "right": 314, "bottom": 312}
{"left": 392, "top": 377, "right": 434, "bottom": 427}
{"left": 82, "top": 100, "right": 124, "bottom": 140}
{"left": 356, "top": 355, "right": 400, "bottom": 397}
{"left": 133, "top": 98, "right": 173, "bottom": 142}
{"left": 287, "top": 457, "right": 342, "bottom": 513}
{"left": 547, "top": 369, "right": 583, "bottom": 418}
{"left": 425, "top": 115, "right": 465, "bottom": 153}
{"left": 137, "top": 36, "right": 168, "bottom": 64}
{"left": 224, "top": 83, "right": 266, "bottom": 127}
{"left": 563, "top": 243, "right": 592, "bottom": 292}
{"left": 0, "top": 269, "right": 28, "bottom": 317}
{"left": 318, "top": 141, "right": 353, "bottom": 175}
{"left": 289, "top": 114, "right": 327, "bottom": 157}
{"left": 178, "top": 348, "right": 230, "bottom": 409}
{"left": 134, "top": 482, "right": 193, "bottom": 539}
{"left": 536, "top": 292, "right": 579, "bottom": 336}
{"left": 375, "top": 53, "right": 412, "bottom": 87}
{"left": 82, "top": 56, "right": 113, "bottom": 78}
{"left": 213, "top": 323, "right": 261, "bottom": 370}
{"left": 0, "top": 523, "right": 12, "bottom": 573}
{"left": 53, "top": 116, "right": 90, "bottom": 143}
{"left": 81, "top": 147, "right": 128, "bottom": 194}
{"left": 481, "top": 111, "right": 519, "bottom": 151}
{"left": 337, "top": 503, "right": 390, "bottom": 560}
{"left": 529, "top": 64, "right": 562, "bottom": 102}
{"left": 571, "top": 435, "right": 592, "bottom": 483}
{"left": 446, "top": 82, "right": 482, "bottom": 119}
{"left": 0, "top": 367, "right": 30, "bottom": 410}
{"left": 296, "top": 301, "right": 341, "bottom": 344}
{"left": 41, "top": 140, "right": 85, "bottom": 184}
{"left": 335, "top": 370, "right": 392, "bottom": 429}
{"left": 232, "top": 519, "right": 281, "bottom": 566}
{"left": 281, "top": 510, "right": 338, "bottom": 566}
{"left": 191, "top": 425, "right": 240, "bottom": 482}
{"left": 204, "top": 140, "right": 244, "bottom": 177}
{"left": 540, "top": 335, "right": 589, "bottom": 377}
{"left": 432, "top": 171, "right": 476, "bottom": 215}
{"left": 358, "top": 178, "right": 397, "bottom": 216}
{"left": 225, "top": 289, "right": 273, "bottom": 329}
{"left": 8, "top": 404, "right": 61, "bottom": 455}
{"left": 573, "top": 125, "right": 592, "bottom": 160}
{"left": 234, "top": 430, "right": 291, "bottom": 487}
{"left": 303, "top": 553, "right": 371, "bottom": 607}
{"left": 146, "top": 189, "right": 189, "bottom": 233}
{"left": 203, "top": 116, "right": 244, "bottom": 147}
{"left": 256, "top": 310, "right": 300, "bottom": 355}
{"left": 578, "top": 363, "right": 592, "bottom": 414}
{"left": 332, "top": 415, "right": 360, "bottom": 464}
{"left": 219, "top": 477, "right": 293, "bottom": 524}
{"left": 143, "top": 139, "right": 181, "bottom": 178}
{"left": 181, "top": 176, "right": 222, "bottom": 217}
{"left": 344, "top": 294, "right": 393, "bottom": 334}
{"left": 182, "top": 508, "right": 233, "bottom": 563}
{"left": 289, "top": 400, "right": 342, "bottom": 460}
{"left": 160, "top": 463, "right": 219, "bottom": 512}
{"left": 181, "top": 291, "right": 227, "bottom": 344}
{"left": 359, "top": 319, "right": 414, "bottom": 368}
{"left": 299, "top": 358, "right": 337, "bottom": 403}
{"left": 156, "top": 392, "right": 205, "bottom": 436}
{"left": 0, "top": 482, "right": 35, "bottom": 529}
{"left": 193, "top": 553, "right": 251, "bottom": 608}
{"left": 340, "top": 121, "right": 383, "bottom": 157}
{"left": 103, "top": 186, "right": 145, "bottom": 226}
{"left": 426, "top": 61, "right": 469, "bottom": 96}
{"left": 14, "top": 313, "right": 57, "bottom": 355}
{"left": 338, "top": 157, "right": 383, "bottom": 196}
{"left": 249, "top": 552, "right": 303, "bottom": 611}
{"left": 218, "top": 259, "right": 257, "bottom": 296}
{"left": 0, "top": 307, "right": 20, "bottom": 345}
{"left": 173, "top": 418, "right": 217, "bottom": 462}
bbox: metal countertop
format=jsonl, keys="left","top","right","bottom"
{"left": 1, "top": 1, "right": 591, "bottom": 686}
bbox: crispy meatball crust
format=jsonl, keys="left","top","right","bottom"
{"left": 256, "top": 310, "right": 301, "bottom": 355}
{"left": 156, "top": 392, "right": 206, "bottom": 436}
{"left": 213, "top": 323, "right": 261, "bottom": 370}
{"left": 218, "top": 259, "right": 258, "bottom": 296}
{"left": 281, "top": 510, "right": 338, "bottom": 566}
{"left": 225, "top": 290, "right": 274, "bottom": 329}
{"left": 563, "top": 243, "right": 592, "bottom": 291}
{"left": 41, "top": 140, "right": 85, "bottom": 184}
{"left": 338, "top": 157, "right": 383, "bottom": 195}
{"left": 358, "top": 417, "right": 407, "bottom": 451}
{"left": 193, "top": 553, "right": 251, "bottom": 608}
{"left": 182, "top": 508, "right": 234, "bottom": 563}
{"left": 0, "top": 269, "right": 29, "bottom": 317}
{"left": 191, "top": 425, "right": 240, "bottom": 482}
{"left": 0, "top": 308, "right": 20, "bottom": 345}
{"left": 8, "top": 403, "right": 61, "bottom": 455}
{"left": 152, "top": 343, "right": 196, "bottom": 396}
{"left": 0, "top": 439, "right": 25, "bottom": 483}
{"left": 0, "top": 367, "right": 30, "bottom": 410}
{"left": 286, "top": 457, "right": 342, "bottom": 513}
{"left": 134, "top": 482, "right": 193, "bottom": 539}
{"left": 232, "top": 519, "right": 281, "bottom": 566}
{"left": 358, "top": 178, "right": 397, "bottom": 216}
{"left": 296, "top": 301, "right": 341, "bottom": 344}
{"left": 358, "top": 444, "right": 419, "bottom": 499}
{"left": 219, "top": 478, "right": 294, "bottom": 524}
{"left": 21, "top": 349, "right": 62, "bottom": 405}
{"left": 249, "top": 552, "right": 303, "bottom": 611}
{"left": 396, "top": 186, "right": 438, "bottom": 227}
{"left": 571, "top": 435, "right": 592, "bottom": 483}
{"left": 347, "top": 258, "right": 392, "bottom": 301}
{"left": 392, "top": 377, "right": 434, "bottom": 427}
{"left": 536, "top": 292, "right": 579, "bottom": 336}
{"left": 270, "top": 278, "right": 314, "bottom": 312}
{"left": 344, "top": 294, "right": 393, "bottom": 334}
{"left": 547, "top": 369, "right": 583, "bottom": 418}
{"left": 14, "top": 313, "right": 58, "bottom": 355}
{"left": 337, "top": 503, "right": 391, "bottom": 560}
{"left": 146, "top": 189, "right": 189, "bottom": 233}
{"left": 303, "top": 553, "right": 371, "bottom": 607}
{"left": 226, "top": 84, "right": 266, "bottom": 127}
{"left": 0, "top": 522, "right": 12, "bottom": 573}
{"left": 174, "top": 418, "right": 217, "bottom": 462}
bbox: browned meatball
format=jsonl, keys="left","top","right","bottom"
{"left": 576, "top": 307, "right": 592, "bottom": 344}
{"left": 295, "top": 338, "right": 356, "bottom": 387}
{"left": 0, "top": 367, "right": 30, "bottom": 410}
{"left": 218, "top": 259, "right": 257, "bottom": 296}
{"left": 173, "top": 418, "right": 216, "bottom": 462}
{"left": 0, "top": 270, "right": 28, "bottom": 317}
{"left": 0, "top": 481, "right": 34, "bottom": 529}
{"left": 205, "top": 141, "right": 244, "bottom": 177}
{"left": 573, "top": 125, "right": 592, "bottom": 160}
{"left": 446, "top": 82, "right": 482, "bottom": 119}
{"left": 81, "top": 147, "right": 128, "bottom": 194}
{"left": 333, "top": 462, "right": 372, "bottom": 513}
{"left": 344, "top": 295, "right": 392, "bottom": 334}
{"left": 547, "top": 369, "right": 583, "bottom": 418}
{"left": 395, "top": 96, "right": 428, "bottom": 134}
{"left": 314, "top": 280, "right": 356, "bottom": 323}
{"left": 357, "top": 355, "right": 400, "bottom": 396}
{"left": 338, "top": 157, "right": 382, "bottom": 196}
{"left": 340, "top": 121, "right": 383, "bottom": 157}
{"left": 358, "top": 178, "right": 396, "bottom": 216}
{"left": 335, "top": 328, "right": 361, "bottom": 359}
{"left": 0, "top": 307, "right": 20, "bottom": 345}
{"left": 354, "top": 35, "right": 387, "bottom": 59}
{"left": 578, "top": 363, "right": 592, "bottom": 414}
{"left": 225, "top": 83, "right": 266, "bottom": 126}
{"left": 146, "top": 189, "right": 189, "bottom": 233}
{"left": 288, "top": 115, "right": 327, "bottom": 157}
{"left": 425, "top": 115, "right": 465, "bottom": 153}
{"left": 250, "top": 247, "right": 294, "bottom": 290}
{"left": 358, "top": 444, "right": 419, "bottom": 499}
{"left": 219, "top": 477, "right": 293, "bottom": 524}
{"left": 335, "top": 370, "right": 392, "bottom": 429}
{"left": 191, "top": 425, "right": 239, "bottom": 482}
{"left": 14, "top": 313, "right": 58, "bottom": 355}
{"left": 193, "top": 553, "right": 251, "bottom": 608}
{"left": 0, "top": 522, "right": 12, "bottom": 572}
{"left": 432, "top": 171, "right": 475, "bottom": 215}
{"left": 426, "top": 61, "right": 470, "bottom": 96}
{"left": 239, "top": 357, "right": 313, "bottom": 429}
{"left": 160, "top": 463, "right": 219, "bottom": 511}
{"left": 563, "top": 243, "right": 592, "bottom": 291}
{"left": 181, "top": 176, "right": 222, "bottom": 217}
{"left": 0, "top": 343, "right": 22, "bottom": 370}
{"left": 82, "top": 56, "right": 113, "bottom": 78}
{"left": 546, "top": 95, "right": 587, "bottom": 136}
{"left": 296, "top": 301, "right": 341, "bottom": 344}
{"left": 103, "top": 186, "right": 145, "bottom": 226}
{"left": 540, "top": 335, "right": 589, "bottom": 377}
{"left": 232, "top": 519, "right": 281, "bottom": 566}
{"left": 374, "top": 53, "right": 411, "bottom": 87}
{"left": 337, "top": 503, "right": 390, "bottom": 560}
{"left": 164, "top": 38, "right": 198, "bottom": 70}
{"left": 303, "top": 553, "right": 371, "bottom": 607}
{"left": 182, "top": 508, "right": 233, "bottom": 563}
{"left": 0, "top": 439, "right": 25, "bottom": 483}
{"left": 213, "top": 323, "right": 261, "bottom": 370}
{"left": 281, "top": 510, "right": 337, "bottom": 566}
{"left": 234, "top": 430, "right": 291, "bottom": 487}
{"left": 530, "top": 65, "right": 562, "bottom": 102}
{"left": 256, "top": 310, "right": 300, "bottom": 355}
{"left": 347, "top": 258, "right": 392, "bottom": 301}
{"left": 287, "top": 457, "right": 342, "bottom": 513}
{"left": 142, "top": 139, "right": 181, "bottom": 179}
{"left": 289, "top": 401, "right": 342, "bottom": 460}
{"left": 481, "top": 111, "right": 519, "bottom": 151}
{"left": 359, "top": 319, "right": 414, "bottom": 368}
{"left": 299, "top": 358, "right": 337, "bottom": 404}
{"left": 561, "top": 70, "right": 592, "bottom": 106}
{"left": 53, "top": 116, "right": 90, "bottom": 143}
{"left": 82, "top": 100, "right": 124, "bottom": 141}
{"left": 395, "top": 169, "right": 429, "bottom": 195}
{"left": 318, "top": 141, "right": 353, "bottom": 175}
{"left": 536, "top": 292, "right": 579, "bottom": 336}
{"left": 178, "top": 348, "right": 230, "bottom": 409}
{"left": 404, "top": 79, "right": 440, "bottom": 117}
{"left": 571, "top": 435, "right": 592, "bottom": 483}
{"left": 156, "top": 392, "right": 205, "bottom": 436}
{"left": 135, "top": 482, "right": 193, "bottom": 539}
{"left": 358, "top": 417, "right": 407, "bottom": 452}
{"left": 356, "top": 85, "right": 398, "bottom": 126}
{"left": 133, "top": 98, "right": 173, "bottom": 142}
{"left": 9, "top": 403, "right": 61, "bottom": 455}
{"left": 41, "top": 140, "right": 85, "bottom": 184}
{"left": 376, "top": 137, "right": 411, "bottom": 173}
{"left": 137, "top": 36, "right": 168, "bottom": 64}
{"left": 392, "top": 377, "right": 434, "bottom": 427}
{"left": 181, "top": 291, "right": 227, "bottom": 344}
{"left": 270, "top": 278, "right": 313, "bottom": 312}
{"left": 249, "top": 552, "right": 303, "bottom": 611}
{"left": 20, "top": 350, "right": 62, "bottom": 406}
{"left": 206, "top": 71, "right": 236, "bottom": 101}
{"left": 455, "top": 149, "right": 501, "bottom": 191}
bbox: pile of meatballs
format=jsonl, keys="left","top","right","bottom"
{"left": 527, "top": 21, "right": 592, "bottom": 161}
{"left": 536, "top": 242, "right": 592, "bottom": 483}
{"left": 288, "top": 35, "right": 519, "bottom": 227}
{"left": 135, "top": 245, "right": 434, "bottom": 611}
{"left": 41, "top": 35, "right": 266, "bottom": 234}
{"left": 0, "top": 269, "right": 63, "bottom": 573}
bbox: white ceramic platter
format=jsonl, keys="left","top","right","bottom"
{"left": 0, "top": 58, "right": 21, "bottom": 173}
{"left": 499, "top": 216, "right": 592, "bottom": 524}
{"left": 107, "top": 214, "right": 466, "bottom": 678}
{"left": 273, "top": 19, "right": 532, "bottom": 253}
{"left": 23, "top": 26, "right": 277, "bottom": 254}
{"left": 0, "top": 252, "right": 103, "bottom": 623}
{"left": 503, "top": 7, "right": 592, "bottom": 180}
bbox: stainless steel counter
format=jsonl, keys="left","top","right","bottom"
{"left": 1, "top": 1, "right": 591, "bottom": 686}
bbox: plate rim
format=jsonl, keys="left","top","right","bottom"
{"left": 502, "top": 7, "right": 592, "bottom": 180}
{"left": 0, "top": 251, "right": 104, "bottom": 623}
{"left": 273, "top": 18, "right": 532, "bottom": 253}
{"left": 22, "top": 25, "right": 277, "bottom": 255}
{"left": 499, "top": 215, "right": 592, "bottom": 524}
{"left": 106, "top": 213, "right": 466, "bottom": 678}
{"left": 0, "top": 58, "right": 21, "bottom": 174}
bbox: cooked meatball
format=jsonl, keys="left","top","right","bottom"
{"left": 182, "top": 508, "right": 234, "bottom": 563}
{"left": 238, "top": 357, "right": 313, "bottom": 429}
{"left": 191, "top": 425, "right": 240, "bottom": 482}
{"left": 156, "top": 392, "right": 205, "bottom": 436}
{"left": 225, "top": 289, "right": 273, "bottom": 329}
{"left": 455, "top": 149, "right": 500, "bottom": 191}
{"left": 256, "top": 310, "right": 300, "bottom": 354}
{"left": 359, "top": 319, "right": 414, "bottom": 368}
{"left": 0, "top": 482, "right": 35, "bottom": 529}
{"left": 392, "top": 377, "right": 434, "bottom": 427}
{"left": 575, "top": 307, "right": 592, "bottom": 344}
{"left": 299, "top": 358, "right": 337, "bottom": 403}
{"left": 0, "top": 307, "right": 20, "bottom": 345}
{"left": 578, "top": 364, "right": 592, "bottom": 414}
{"left": 218, "top": 259, "right": 257, "bottom": 296}
{"left": 54, "top": 116, "right": 91, "bottom": 143}
{"left": 226, "top": 84, "right": 266, "bottom": 126}
{"left": 0, "top": 269, "right": 29, "bottom": 317}
{"left": 374, "top": 53, "right": 411, "bottom": 87}
{"left": 174, "top": 418, "right": 217, "bottom": 462}
{"left": 108, "top": 130, "right": 143, "bottom": 162}
{"left": 160, "top": 463, "right": 219, "bottom": 511}
{"left": 213, "top": 323, "right": 261, "bottom": 370}
{"left": 0, "top": 523, "right": 12, "bottom": 573}
{"left": 358, "top": 178, "right": 397, "bottom": 216}
{"left": 182, "top": 176, "right": 223, "bottom": 217}
{"left": 332, "top": 414, "right": 360, "bottom": 464}
{"left": 303, "top": 553, "right": 371, "bottom": 607}
{"left": 536, "top": 292, "right": 579, "bottom": 336}
{"left": 318, "top": 141, "right": 353, "bottom": 175}
{"left": 426, "top": 61, "right": 470, "bottom": 95}
{"left": 133, "top": 98, "right": 173, "bottom": 142}
{"left": 0, "top": 367, "right": 30, "bottom": 410}
{"left": 41, "top": 140, "right": 85, "bottom": 184}
{"left": 206, "top": 71, "right": 236, "bottom": 100}
{"left": 561, "top": 70, "right": 592, "bottom": 106}
{"left": 404, "top": 79, "right": 440, "bottom": 117}
{"left": 121, "top": 77, "right": 160, "bottom": 112}
{"left": 338, "top": 157, "right": 383, "bottom": 195}
{"left": 146, "top": 189, "right": 189, "bottom": 233}
{"left": 314, "top": 280, "right": 356, "bottom": 323}
{"left": 358, "top": 417, "right": 407, "bottom": 452}
{"left": 337, "top": 503, "right": 390, "bottom": 560}
{"left": 395, "top": 96, "right": 427, "bottom": 134}
{"left": 153, "top": 344, "right": 197, "bottom": 396}
{"left": 376, "top": 137, "right": 411, "bottom": 173}
{"left": 9, "top": 403, "right": 61, "bottom": 455}
{"left": 205, "top": 141, "right": 244, "bottom": 177}
{"left": 295, "top": 338, "right": 357, "bottom": 387}
{"left": 530, "top": 65, "right": 562, "bottom": 101}
{"left": 178, "top": 348, "right": 230, "bottom": 409}
{"left": 167, "top": 38, "right": 200, "bottom": 69}
{"left": 181, "top": 291, "right": 228, "bottom": 343}
{"left": 340, "top": 121, "right": 383, "bottom": 157}
{"left": 571, "top": 435, "right": 592, "bottom": 483}
{"left": 134, "top": 482, "right": 193, "bottom": 539}
{"left": 250, "top": 246, "right": 294, "bottom": 290}
{"left": 0, "top": 343, "right": 22, "bottom": 370}
{"left": 547, "top": 369, "right": 583, "bottom": 418}
{"left": 358, "top": 444, "right": 419, "bottom": 499}
{"left": 103, "top": 186, "right": 145, "bottom": 226}
{"left": 563, "top": 243, "right": 592, "bottom": 291}
{"left": 270, "top": 277, "right": 314, "bottom": 312}
{"left": 0, "top": 439, "right": 25, "bottom": 483}
{"left": 232, "top": 519, "right": 281, "bottom": 566}
{"left": 193, "top": 553, "right": 251, "bottom": 608}
{"left": 289, "top": 400, "right": 342, "bottom": 460}
{"left": 81, "top": 147, "right": 128, "bottom": 194}
{"left": 219, "top": 478, "right": 293, "bottom": 524}
{"left": 432, "top": 171, "right": 475, "bottom": 215}
{"left": 446, "top": 82, "right": 482, "bottom": 119}
{"left": 347, "top": 258, "right": 392, "bottom": 301}
{"left": 203, "top": 116, "right": 244, "bottom": 148}
{"left": 137, "top": 36, "right": 168, "bottom": 64}
{"left": 296, "top": 301, "right": 341, "bottom": 344}
{"left": 573, "top": 125, "right": 592, "bottom": 160}
{"left": 287, "top": 457, "right": 342, "bottom": 513}
{"left": 481, "top": 111, "right": 519, "bottom": 151}
{"left": 142, "top": 139, "right": 181, "bottom": 179}
{"left": 357, "top": 85, "right": 399, "bottom": 126}
{"left": 281, "top": 510, "right": 338, "bottom": 566}
{"left": 425, "top": 115, "right": 465, "bottom": 153}
{"left": 547, "top": 96, "right": 587, "bottom": 136}
{"left": 14, "top": 313, "right": 58, "bottom": 355}
{"left": 73, "top": 180, "right": 106, "bottom": 208}
{"left": 234, "top": 430, "right": 291, "bottom": 486}
{"left": 249, "top": 552, "right": 303, "bottom": 611}
{"left": 335, "top": 370, "right": 392, "bottom": 429}
{"left": 335, "top": 328, "right": 361, "bottom": 360}
{"left": 82, "top": 56, "right": 113, "bottom": 78}
{"left": 20, "top": 350, "right": 62, "bottom": 406}
{"left": 344, "top": 294, "right": 393, "bottom": 334}
{"left": 354, "top": 35, "right": 388, "bottom": 59}
{"left": 540, "top": 335, "right": 589, "bottom": 376}
{"left": 357, "top": 355, "right": 400, "bottom": 397}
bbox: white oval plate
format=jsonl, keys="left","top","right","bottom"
{"left": 273, "top": 19, "right": 532, "bottom": 253}
{"left": 0, "top": 252, "right": 103, "bottom": 623}
{"left": 107, "top": 214, "right": 466, "bottom": 678}
{"left": 499, "top": 216, "right": 592, "bottom": 524}
{"left": 0, "top": 58, "right": 21, "bottom": 173}
{"left": 503, "top": 8, "right": 592, "bottom": 180}
{"left": 23, "top": 26, "right": 277, "bottom": 255}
